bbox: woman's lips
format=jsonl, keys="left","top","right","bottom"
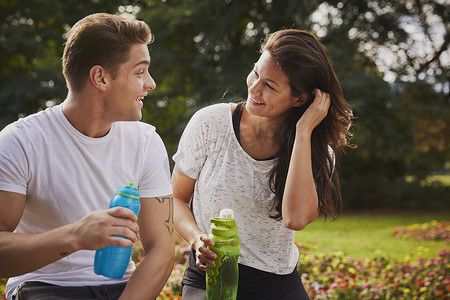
{"left": 249, "top": 96, "right": 264, "bottom": 105}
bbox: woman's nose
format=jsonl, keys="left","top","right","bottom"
{"left": 249, "top": 78, "right": 262, "bottom": 95}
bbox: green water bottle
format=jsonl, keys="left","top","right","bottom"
{"left": 206, "top": 209, "right": 240, "bottom": 300}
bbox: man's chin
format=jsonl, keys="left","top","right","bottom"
{"left": 118, "top": 113, "right": 142, "bottom": 122}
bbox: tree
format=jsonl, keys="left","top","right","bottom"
{"left": 0, "top": 0, "right": 131, "bottom": 128}
{"left": 137, "top": 0, "right": 322, "bottom": 156}
{"left": 136, "top": 0, "right": 449, "bottom": 208}
{"left": 1, "top": 0, "right": 448, "bottom": 208}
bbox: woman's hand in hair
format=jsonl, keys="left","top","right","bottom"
{"left": 296, "top": 88, "right": 330, "bottom": 135}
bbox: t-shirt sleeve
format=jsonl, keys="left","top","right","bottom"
{"left": 0, "top": 123, "right": 28, "bottom": 195}
{"left": 138, "top": 131, "right": 173, "bottom": 198}
{"left": 172, "top": 108, "right": 210, "bottom": 180}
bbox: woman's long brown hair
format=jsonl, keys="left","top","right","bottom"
{"left": 263, "top": 30, "right": 354, "bottom": 221}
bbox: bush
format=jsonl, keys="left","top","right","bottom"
{"left": 157, "top": 240, "right": 450, "bottom": 299}
{"left": 341, "top": 174, "right": 450, "bottom": 210}
{"left": 1, "top": 278, "right": 6, "bottom": 300}
{"left": 2, "top": 239, "right": 448, "bottom": 299}
{"left": 392, "top": 220, "right": 450, "bottom": 242}
{"left": 298, "top": 245, "right": 450, "bottom": 299}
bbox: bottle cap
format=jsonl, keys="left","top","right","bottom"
{"left": 210, "top": 209, "right": 238, "bottom": 237}
{"left": 220, "top": 208, "right": 234, "bottom": 220}
{"left": 116, "top": 182, "right": 139, "bottom": 199}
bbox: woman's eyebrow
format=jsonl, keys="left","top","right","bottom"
{"left": 254, "top": 64, "right": 281, "bottom": 88}
{"left": 266, "top": 78, "right": 280, "bottom": 88}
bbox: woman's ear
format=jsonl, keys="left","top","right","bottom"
{"left": 292, "top": 93, "right": 310, "bottom": 107}
{"left": 89, "top": 65, "right": 108, "bottom": 91}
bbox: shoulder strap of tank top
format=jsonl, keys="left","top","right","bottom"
{"left": 232, "top": 102, "right": 245, "bottom": 144}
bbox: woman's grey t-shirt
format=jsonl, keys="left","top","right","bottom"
{"left": 173, "top": 103, "right": 298, "bottom": 274}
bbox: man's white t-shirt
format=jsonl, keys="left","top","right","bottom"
{"left": 173, "top": 103, "right": 299, "bottom": 275}
{"left": 0, "top": 104, "right": 172, "bottom": 299}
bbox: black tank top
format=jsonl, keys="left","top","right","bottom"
{"left": 232, "top": 102, "right": 275, "bottom": 161}
{"left": 232, "top": 102, "right": 245, "bottom": 145}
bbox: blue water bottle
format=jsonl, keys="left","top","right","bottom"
{"left": 94, "top": 182, "right": 140, "bottom": 279}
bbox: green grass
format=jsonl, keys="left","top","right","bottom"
{"left": 295, "top": 210, "right": 450, "bottom": 260}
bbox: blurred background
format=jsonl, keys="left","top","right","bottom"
{"left": 1, "top": 0, "right": 449, "bottom": 211}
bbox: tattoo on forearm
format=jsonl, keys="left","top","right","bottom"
{"left": 155, "top": 196, "right": 174, "bottom": 235}
{"left": 59, "top": 252, "right": 69, "bottom": 257}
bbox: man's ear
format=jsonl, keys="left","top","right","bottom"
{"left": 292, "top": 93, "right": 309, "bottom": 107}
{"left": 89, "top": 65, "right": 108, "bottom": 91}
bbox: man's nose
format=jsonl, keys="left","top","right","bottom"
{"left": 145, "top": 73, "right": 156, "bottom": 91}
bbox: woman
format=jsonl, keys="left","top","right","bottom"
{"left": 172, "top": 29, "right": 353, "bottom": 299}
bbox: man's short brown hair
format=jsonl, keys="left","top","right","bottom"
{"left": 62, "top": 13, "right": 153, "bottom": 92}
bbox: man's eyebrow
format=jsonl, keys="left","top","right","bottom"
{"left": 133, "top": 59, "right": 150, "bottom": 68}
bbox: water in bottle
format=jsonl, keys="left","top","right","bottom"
{"left": 94, "top": 182, "right": 140, "bottom": 279}
{"left": 206, "top": 208, "right": 240, "bottom": 300}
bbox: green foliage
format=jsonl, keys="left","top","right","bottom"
{"left": 0, "top": 277, "right": 5, "bottom": 300}
{"left": 0, "top": 0, "right": 131, "bottom": 128}
{"left": 0, "top": 0, "right": 448, "bottom": 208}
{"left": 138, "top": 0, "right": 450, "bottom": 208}
{"left": 136, "top": 0, "right": 322, "bottom": 155}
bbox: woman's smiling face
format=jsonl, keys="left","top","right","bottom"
{"left": 245, "top": 51, "right": 300, "bottom": 119}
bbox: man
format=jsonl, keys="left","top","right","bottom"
{"left": 0, "top": 13, "right": 174, "bottom": 300}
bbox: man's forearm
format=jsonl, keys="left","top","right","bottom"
{"left": 0, "top": 227, "right": 78, "bottom": 277}
{"left": 119, "top": 247, "right": 175, "bottom": 300}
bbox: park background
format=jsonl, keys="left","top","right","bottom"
{"left": 0, "top": 0, "right": 449, "bottom": 299}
